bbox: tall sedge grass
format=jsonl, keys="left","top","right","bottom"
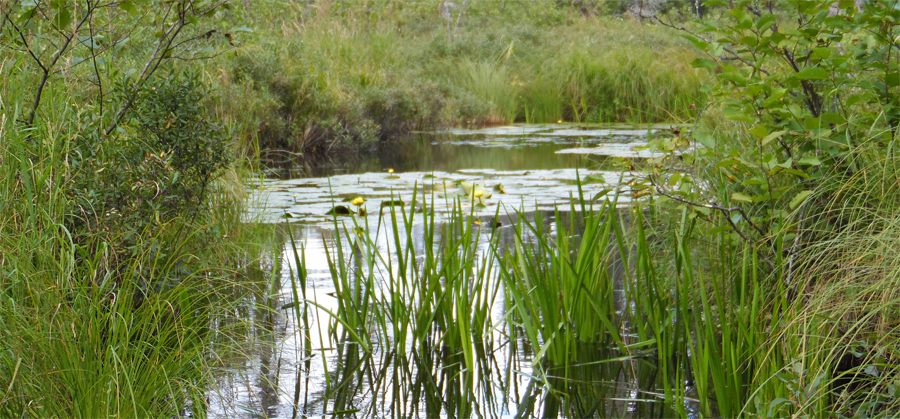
{"left": 453, "top": 60, "right": 519, "bottom": 125}
{"left": 281, "top": 166, "right": 900, "bottom": 417}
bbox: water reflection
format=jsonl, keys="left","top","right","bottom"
{"left": 212, "top": 211, "right": 697, "bottom": 418}
{"left": 260, "top": 124, "right": 663, "bottom": 179}
{"left": 214, "top": 124, "right": 698, "bottom": 418}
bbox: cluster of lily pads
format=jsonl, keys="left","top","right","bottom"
{"left": 324, "top": 180, "right": 507, "bottom": 216}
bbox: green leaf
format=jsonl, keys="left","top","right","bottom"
{"left": 119, "top": 1, "right": 139, "bottom": 16}
{"left": 781, "top": 168, "right": 810, "bottom": 178}
{"left": 692, "top": 58, "right": 717, "bottom": 69}
{"left": 583, "top": 174, "right": 606, "bottom": 184}
{"left": 756, "top": 14, "right": 777, "bottom": 31}
{"left": 53, "top": 7, "right": 71, "bottom": 28}
{"left": 693, "top": 132, "right": 717, "bottom": 149}
{"left": 591, "top": 189, "right": 612, "bottom": 201}
{"left": 846, "top": 93, "right": 871, "bottom": 107}
{"left": 731, "top": 192, "right": 754, "bottom": 203}
{"left": 821, "top": 111, "right": 846, "bottom": 125}
{"left": 724, "top": 111, "right": 755, "bottom": 124}
{"left": 749, "top": 125, "right": 768, "bottom": 139}
{"left": 887, "top": 72, "right": 900, "bottom": 87}
{"left": 761, "top": 130, "right": 786, "bottom": 146}
{"left": 798, "top": 156, "right": 822, "bottom": 166}
{"left": 789, "top": 190, "right": 814, "bottom": 209}
{"left": 813, "top": 47, "right": 831, "bottom": 59}
{"left": 794, "top": 67, "right": 829, "bottom": 80}
{"left": 232, "top": 27, "right": 254, "bottom": 32}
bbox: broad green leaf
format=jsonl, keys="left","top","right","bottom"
{"left": 692, "top": 58, "right": 717, "bottom": 69}
{"left": 591, "top": 189, "right": 611, "bottom": 201}
{"left": 798, "top": 156, "right": 822, "bottom": 166}
{"left": 18, "top": 7, "right": 37, "bottom": 22}
{"left": 693, "top": 132, "right": 717, "bottom": 149}
{"left": 813, "top": 47, "right": 831, "bottom": 59}
{"left": 756, "top": 14, "right": 777, "bottom": 31}
{"left": 583, "top": 174, "right": 606, "bottom": 184}
{"left": 749, "top": 125, "right": 768, "bottom": 138}
{"left": 668, "top": 173, "right": 683, "bottom": 186}
{"left": 789, "top": 190, "right": 814, "bottom": 209}
{"left": 724, "top": 111, "right": 755, "bottom": 124}
{"left": 781, "top": 168, "right": 810, "bottom": 178}
{"left": 119, "top": 1, "right": 139, "bottom": 16}
{"left": 794, "top": 67, "right": 829, "bottom": 80}
{"left": 821, "top": 111, "right": 846, "bottom": 125}
{"left": 846, "top": 93, "right": 871, "bottom": 106}
{"left": 53, "top": 7, "right": 71, "bottom": 28}
{"left": 761, "top": 130, "right": 786, "bottom": 146}
{"left": 731, "top": 192, "right": 753, "bottom": 202}
{"left": 887, "top": 72, "right": 900, "bottom": 87}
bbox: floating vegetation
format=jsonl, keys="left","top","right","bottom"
{"left": 325, "top": 205, "right": 354, "bottom": 216}
{"left": 379, "top": 199, "right": 405, "bottom": 208}
{"left": 249, "top": 168, "right": 633, "bottom": 225}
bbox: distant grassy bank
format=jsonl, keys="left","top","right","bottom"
{"left": 210, "top": 0, "right": 707, "bottom": 154}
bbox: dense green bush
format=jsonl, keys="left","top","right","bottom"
{"left": 68, "top": 71, "right": 233, "bottom": 251}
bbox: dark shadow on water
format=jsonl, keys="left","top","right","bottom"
{"left": 261, "top": 133, "right": 624, "bottom": 179}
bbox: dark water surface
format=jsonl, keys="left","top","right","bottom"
{"left": 259, "top": 124, "right": 659, "bottom": 179}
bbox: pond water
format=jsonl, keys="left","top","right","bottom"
{"left": 213, "top": 124, "right": 699, "bottom": 418}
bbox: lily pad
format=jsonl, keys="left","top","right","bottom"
{"left": 325, "top": 205, "right": 355, "bottom": 216}
{"left": 458, "top": 182, "right": 493, "bottom": 200}
{"left": 380, "top": 200, "right": 405, "bottom": 208}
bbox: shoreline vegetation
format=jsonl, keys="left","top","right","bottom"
{"left": 2, "top": 0, "right": 900, "bottom": 417}
{"left": 211, "top": 0, "right": 707, "bottom": 154}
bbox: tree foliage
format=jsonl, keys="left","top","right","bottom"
{"left": 645, "top": 0, "right": 900, "bottom": 269}
{"left": 1, "top": 0, "right": 235, "bottom": 132}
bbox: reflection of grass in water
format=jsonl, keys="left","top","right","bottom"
{"left": 279, "top": 185, "right": 681, "bottom": 416}
{"left": 279, "top": 174, "right": 889, "bottom": 417}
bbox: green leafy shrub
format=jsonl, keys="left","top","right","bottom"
{"left": 641, "top": 1, "right": 900, "bottom": 415}
{"left": 69, "top": 71, "right": 232, "bottom": 250}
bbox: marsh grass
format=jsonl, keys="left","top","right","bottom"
{"left": 275, "top": 164, "right": 900, "bottom": 418}
{"left": 211, "top": 1, "right": 707, "bottom": 152}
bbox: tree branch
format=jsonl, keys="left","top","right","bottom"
{"left": 651, "top": 182, "right": 775, "bottom": 270}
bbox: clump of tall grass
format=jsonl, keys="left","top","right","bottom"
{"left": 452, "top": 60, "right": 519, "bottom": 125}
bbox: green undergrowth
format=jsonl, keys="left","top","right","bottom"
{"left": 0, "top": 64, "right": 264, "bottom": 418}
{"left": 210, "top": 0, "right": 707, "bottom": 154}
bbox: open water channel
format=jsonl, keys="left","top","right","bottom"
{"left": 209, "top": 124, "right": 700, "bottom": 418}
